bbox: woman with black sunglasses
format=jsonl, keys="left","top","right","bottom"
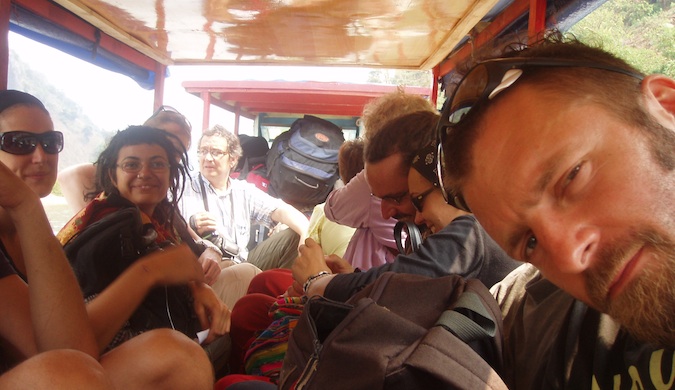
{"left": 0, "top": 90, "right": 214, "bottom": 389}
{"left": 0, "top": 90, "right": 62, "bottom": 202}
{"left": 0, "top": 89, "right": 115, "bottom": 389}
{"left": 408, "top": 143, "right": 470, "bottom": 236}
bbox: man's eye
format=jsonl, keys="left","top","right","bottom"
{"left": 524, "top": 234, "right": 537, "bottom": 260}
{"left": 564, "top": 164, "right": 582, "bottom": 187}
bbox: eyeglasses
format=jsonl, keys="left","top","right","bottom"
{"left": 411, "top": 186, "right": 437, "bottom": 212}
{"left": 0, "top": 131, "right": 64, "bottom": 155}
{"left": 380, "top": 191, "right": 409, "bottom": 205}
{"left": 116, "top": 159, "right": 171, "bottom": 174}
{"left": 148, "top": 105, "right": 192, "bottom": 133}
{"left": 197, "top": 148, "right": 227, "bottom": 159}
{"left": 436, "top": 57, "right": 645, "bottom": 212}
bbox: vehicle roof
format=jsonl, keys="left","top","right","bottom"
{"left": 6, "top": 0, "right": 602, "bottom": 123}
{"left": 45, "top": 0, "right": 501, "bottom": 70}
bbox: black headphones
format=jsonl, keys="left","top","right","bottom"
{"left": 394, "top": 221, "right": 423, "bottom": 255}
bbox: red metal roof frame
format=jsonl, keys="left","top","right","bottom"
{"left": 182, "top": 80, "right": 433, "bottom": 122}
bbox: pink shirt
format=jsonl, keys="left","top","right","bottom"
{"left": 324, "top": 169, "right": 398, "bottom": 270}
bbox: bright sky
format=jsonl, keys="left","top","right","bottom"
{"left": 9, "top": 32, "right": 373, "bottom": 141}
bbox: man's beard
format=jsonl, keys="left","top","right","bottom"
{"left": 587, "top": 230, "right": 675, "bottom": 348}
{"left": 584, "top": 117, "right": 675, "bottom": 348}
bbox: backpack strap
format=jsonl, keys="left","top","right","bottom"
{"left": 238, "top": 157, "right": 251, "bottom": 178}
{"left": 435, "top": 291, "right": 497, "bottom": 342}
{"left": 407, "top": 289, "right": 507, "bottom": 389}
{"left": 405, "top": 327, "right": 509, "bottom": 390}
{"left": 198, "top": 174, "right": 210, "bottom": 212}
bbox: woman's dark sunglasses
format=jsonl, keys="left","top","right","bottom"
{"left": 435, "top": 57, "right": 645, "bottom": 211}
{"left": 411, "top": 186, "right": 437, "bottom": 213}
{"left": 0, "top": 131, "right": 64, "bottom": 155}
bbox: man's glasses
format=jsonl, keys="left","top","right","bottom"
{"left": 380, "top": 191, "right": 409, "bottom": 205}
{"left": 117, "top": 159, "right": 171, "bottom": 174}
{"left": 197, "top": 148, "right": 227, "bottom": 159}
{"left": 0, "top": 131, "right": 64, "bottom": 155}
{"left": 436, "top": 57, "right": 645, "bottom": 211}
{"left": 411, "top": 186, "right": 437, "bottom": 213}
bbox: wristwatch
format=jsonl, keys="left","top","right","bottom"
{"left": 196, "top": 239, "right": 223, "bottom": 257}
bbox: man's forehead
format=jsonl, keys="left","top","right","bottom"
{"left": 200, "top": 135, "right": 227, "bottom": 147}
{"left": 365, "top": 154, "right": 408, "bottom": 197}
{"left": 461, "top": 85, "right": 588, "bottom": 257}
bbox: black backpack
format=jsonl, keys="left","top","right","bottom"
{"left": 233, "top": 134, "right": 271, "bottom": 193}
{"left": 266, "top": 115, "right": 345, "bottom": 207}
{"left": 62, "top": 206, "right": 199, "bottom": 342}
{"left": 279, "top": 272, "right": 508, "bottom": 390}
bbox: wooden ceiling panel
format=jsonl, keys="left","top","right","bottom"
{"left": 51, "top": 0, "right": 500, "bottom": 69}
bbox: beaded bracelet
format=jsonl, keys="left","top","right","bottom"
{"left": 303, "top": 271, "right": 331, "bottom": 294}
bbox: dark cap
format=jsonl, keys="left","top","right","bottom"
{"left": 0, "top": 90, "right": 47, "bottom": 115}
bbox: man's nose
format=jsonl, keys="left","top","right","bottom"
{"left": 534, "top": 212, "right": 599, "bottom": 274}
{"left": 380, "top": 200, "right": 398, "bottom": 220}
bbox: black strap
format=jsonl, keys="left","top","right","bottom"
{"left": 195, "top": 174, "right": 239, "bottom": 251}
{"left": 239, "top": 157, "right": 251, "bottom": 178}
{"left": 394, "top": 221, "right": 422, "bottom": 254}
{"left": 435, "top": 291, "right": 497, "bottom": 342}
{"left": 198, "top": 174, "right": 209, "bottom": 212}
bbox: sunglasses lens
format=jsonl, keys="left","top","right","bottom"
{"left": 0, "top": 132, "right": 63, "bottom": 155}
{"left": 41, "top": 132, "right": 64, "bottom": 154}
{"left": 1, "top": 132, "right": 36, "bottom": 155}
{"left": 448, "top": 64, "right": 489, "bottom": 125}
{"left": 411, "top": 197, "right": 421, "bottom": 212}
{"left": 152, "top": 106, "right": 192, "bottom": 131}
{"left": 160, "top": 105, "right": 178, "bottom": 113}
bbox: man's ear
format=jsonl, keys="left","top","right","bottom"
{"left": 641, "top": 74, "right": 675, "bottom": 130}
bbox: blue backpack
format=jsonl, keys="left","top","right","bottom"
{"left": 266, "top": 115, "right": 345, "bottom": 208}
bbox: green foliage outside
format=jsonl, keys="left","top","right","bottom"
{"left": 365, "top": 69, "right": 444, "bottom": 110}
{"left": 51, "top": 180, "right": 63, "bottom": 197}
{"left": 8, "top": 49, "right": 113, "bottom": 169}
{"left": 366, "top": 69, "right": 433, "bottom": 88}
{"left": 570, "top": 0, "right": 675, "bottom": 77}
{"left": 363, "top": 0, "right": 675, "bottom": 108}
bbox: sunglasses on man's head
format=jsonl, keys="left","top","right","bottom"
{"left": 0, "top": 131, "right": 64, "bottom": 155}
{"left": 435, "top": 57, "right": 645, "bottom": 211}
{"left": 149, "top": 105, "right": 192, "bottom": 131}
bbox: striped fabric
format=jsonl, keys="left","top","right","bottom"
{"left": 244, "top": 296, "right": 306, "bottom": 381}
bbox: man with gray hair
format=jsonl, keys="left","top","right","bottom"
{"left": 180, "top": 125, "right": 309, "bottom": 271}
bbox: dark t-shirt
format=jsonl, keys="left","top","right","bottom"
{"left": 492, "top": 264, "right": 674, "bottom": 390}
{"left": 324, "top": 215, "right": 521, "bottom": 302}
{"left": 0, "top": 247, "right": 17, "bottom": 279}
